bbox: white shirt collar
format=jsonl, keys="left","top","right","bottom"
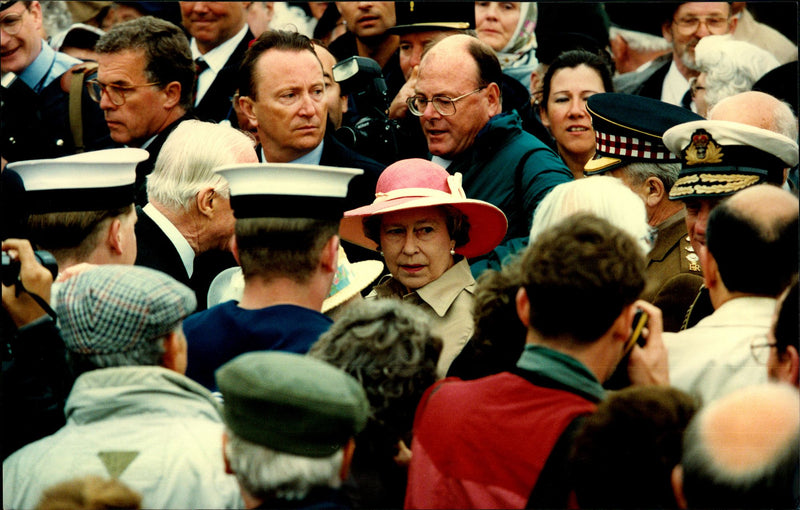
{"left": 431, "top": 155, "right": 452, "bottom": 169}
{"left": 661, "top": 61, "right": 691, "bottom": 107}
{"left": 191, "top": 24, "right": 249, "bottom": 104}
{"left": 261, "top": 140, "right": 324, "bottom": 165}
{"left": 143, "top": 203, "right": 196, "bottom": 278}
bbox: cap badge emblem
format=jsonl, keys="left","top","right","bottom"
{"left": 685, "top": 129, "right": 723, "bottom": 165}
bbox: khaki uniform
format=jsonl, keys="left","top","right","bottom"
{"left": 644, "top": 211, "right": 704, "bottom": 332}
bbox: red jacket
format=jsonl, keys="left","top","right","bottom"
{"left": 405, "top": 373, "right": 597, "bottom": 509}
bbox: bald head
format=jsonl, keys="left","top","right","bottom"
{"left": 678, "top": 384, "right": 800, "bottom": 508}
{"left": 709, "top": 91, "right": 798, "bottom": 141}
{"left": 725, "top": 184, "right": 799, "bottom": 236}
{"left": 706, "top": 184, "right": 798, "bottom": 297}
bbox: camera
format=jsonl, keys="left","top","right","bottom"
{"left": 1, "top": 250, "right": 59, "bottom": 287}
{"left": 333, "top": 56, "right": 401, "bottom": 164}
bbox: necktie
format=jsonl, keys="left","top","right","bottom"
{"left": 195, "top": 57, "right": 209, "bottom": 74}
{"left": 193, "top": 58, "right": 209, "bottom": 105}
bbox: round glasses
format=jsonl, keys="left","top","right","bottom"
{"left": 0, "top": 10, "right": 25, "bottom": 36}
{"left": 750, "top": 335, "right": 778, "bottom": 365}
{"left": 407, "top": 87, "right": 486, "bottom": 117}
{"left": 86, "top": 79, "right": 161, "bottom": 107}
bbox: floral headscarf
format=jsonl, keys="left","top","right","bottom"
{"left": 497, "top": 2, "right": 538, "bottom": 69}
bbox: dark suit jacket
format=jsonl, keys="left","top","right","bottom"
{"left": 134, "top": 206, "right": 190, "bottom": 286}
{"left": 255, "top": 133, "right": 386, "bottom": 210}
{"left": 613, "top": 54, "right": 672, "bottom": 99}
{"left": 193, "top": 30, "right": 255, "bottom": 127}
{"left": 134, "top": 114, "right": 195, "bottom": 206}
{"left": 134, "top": 206, "right": 235, "bottom": 312}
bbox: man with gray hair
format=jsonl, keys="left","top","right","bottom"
{"left": 93, "top": 16, "right": 196, "bottom": 204}
{"left": 585, "top": 93, "right": 704, "bottom": 332}
{"left": 135, "top": 119, "right": 258, "bottom": 310}
{"left": 2, "top": 265, "right": 241, "bottom": 509}
{"left": 216, "top": 351, "right": 369, "bottom": 509}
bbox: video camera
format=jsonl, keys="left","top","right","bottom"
{"left": 333, "top": 56, "right": 401, "bottom": 164}
{"left": 1, "top": 250, "right": 58, "bottom": 287}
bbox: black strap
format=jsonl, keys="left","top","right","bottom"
{"left": 526, "top": 414, "right": 587, "bottom": 509}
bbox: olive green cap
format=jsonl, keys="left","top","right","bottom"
{"left": 216, "top": 351, "right": 369, "bottom": 457}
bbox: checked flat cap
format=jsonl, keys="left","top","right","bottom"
{"left": 56, "top": 265, "right": 196, "bottom": 355}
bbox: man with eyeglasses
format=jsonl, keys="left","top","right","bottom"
{"left": 93, "top": 15, "right": 196, "bottom": 205}
{"left": 1, "top": 1, "right": 111, "bottom": 167}
{"left": 663, "top": 182, "right": 798, "bottom": 405}
{"left": 625, "top": 2, "right": 737, "bottom": 109}
{"left": 410, "top": 34, "right": 571, "bottom": 268}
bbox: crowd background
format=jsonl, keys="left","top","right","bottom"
{"left": 2, "top": 2, "right": 799, "bottom": 509}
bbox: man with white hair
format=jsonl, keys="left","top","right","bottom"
{"left": 135, "top": 119, "right": 257, "bottom": 310}
{"left": 216, "top": 351, "right": 369, "bottom": 509}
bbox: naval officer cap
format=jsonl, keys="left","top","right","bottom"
{"left": 585, "top": 93, "right": 703, "bottom": 175}
{"left": 214, "top": 163, "right": 363, "bottom": 220}
{"left": 664, "top": 120, "right": 799, "bottom": 200}
{"left": 5, "top": 148, "right": 148, "bottom": 214}
{"left": 216, "top": 351, "right": 369, "bottom": 457}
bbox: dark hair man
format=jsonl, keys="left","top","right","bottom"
{"left": 405, "top": 213, "right": 669, "bottom": 509}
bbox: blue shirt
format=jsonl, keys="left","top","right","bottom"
{"left": 19, "top": 40, "right": 80, "bottom": 93}
{"left": 183, "top": 302, "right": 333, "bottom": 390}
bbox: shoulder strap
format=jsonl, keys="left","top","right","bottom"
{"left": 68, "top": 62, "right": 99, "bottom": 153}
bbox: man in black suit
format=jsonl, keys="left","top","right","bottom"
{"left": 181, "top": 2, "right": 254, "bottom": 127}
{"left": 237, "top": 30, "right": 384, "bottom": 211}
{"left": 619, "top": 2, "right": 737, "bottom": 109}
{"left": 94, "top": 16, "right": 196, "bottom": 205}
{"left": 135, "top": 119, "right": 258, "bottom": 312}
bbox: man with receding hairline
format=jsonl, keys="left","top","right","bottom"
{"left": 664, "top": 184, "right": 799, "bottom": 404}
{"left": 672, "top": 383, "right": 800, "bottom": 509}
{"left": 411, "top": 34, "right": 571, "bottom": 251}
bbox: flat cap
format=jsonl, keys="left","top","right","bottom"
{"left": 56, "top": 265, "right": 196, "bottom": 355}
{"left": 665, "top": 120, "right": 799, "bottom": 200}
{"left": 585, "top": 93, "right": 702, "bottom": 175}
{"left": 216, "top": 351, "right": 369, "bottom": 458}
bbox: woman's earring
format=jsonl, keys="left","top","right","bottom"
{"left": 379, "top": 251, "right": 384, "bottom": 257}
{"left": 450, "top": 249, "right": 455, "bottom": 256}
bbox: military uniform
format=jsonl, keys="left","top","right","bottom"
{"left": 1, "top": 44, "right": 113, "bottom": 164}
{"left": 645, "top": 211, "right": 704, "bottom": 332}
{"left": 584, "top": 93, "right": 704, "bottom": 331}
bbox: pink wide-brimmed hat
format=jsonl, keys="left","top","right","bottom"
{"left": 340, "top": 159, "right": 508, "bottom": 258}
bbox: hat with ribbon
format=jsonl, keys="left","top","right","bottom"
{"left": 664, "top": 119, "right": 799, "bottom": 200}
{"left": 206, "top": 246, "right": 384, "bottom": 313}
{"left": 585, "top": 93, "right": 703, "bottom": 175}
{"left": 214, "top": 163, "right": 363, "bottom": 220}
{"left": 340, "top": 158, "right": 507, "bottom": 258}
{"left": 6, "top": 148, "right": 148, "bottom": 214}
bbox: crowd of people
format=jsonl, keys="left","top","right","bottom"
{"left": 2, "top": 2, "right": 798, "bottom": 509}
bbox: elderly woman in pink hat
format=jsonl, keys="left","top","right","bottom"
{"left": 341, "top": 158, "right": 508, "bottom": 376}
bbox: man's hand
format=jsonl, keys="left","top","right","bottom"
{"left": 2, "top": 239, "right": 55, "bottom": 328}
{"left": 388, "top": 66, "right": 419, "bottom": 120}
{"left": 627, "top": 300, "right": 670, "bottom": 386}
